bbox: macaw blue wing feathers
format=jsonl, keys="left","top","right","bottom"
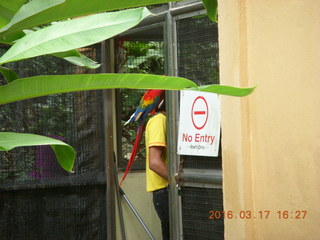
{"left": 119, "top": 89, "right": 165, "bottom": 187}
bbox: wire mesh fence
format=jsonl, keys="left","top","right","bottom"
{"left": 176, "top": 14, "right": 224, "bottom": 239}
{"left": 0, "top": 3, "right": 224, "bottom": 239}
{"left": 0, "top": 44, "right": 107, "bottom": 239}
{"left": 114, "top": 8, "right": 224, "bottom": 239}
{"left": 116, "top": 40, "right": 165, "bottom": 171}
{"left": 177, "top": 15, "right": 219, "bottom": 85}
{"left": 177, "top": 15, "right": 221, "bottom": 171}
{"left": 181, "top": 187, "right": 224, "bottom": 240}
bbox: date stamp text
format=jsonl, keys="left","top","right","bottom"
{"left": 208, "top": 210, "right": 307, "bottom": 220}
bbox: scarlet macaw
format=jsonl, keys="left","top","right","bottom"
{"left": 119, "top": 89, "right": 165, "bottom": 187}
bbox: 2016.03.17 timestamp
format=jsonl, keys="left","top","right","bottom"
{"left": 208, "top": 210, "right": 307, "bottom": 220}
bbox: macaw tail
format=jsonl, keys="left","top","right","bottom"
{"left": 119, "top": 123, "right": 145, "bottom": 187}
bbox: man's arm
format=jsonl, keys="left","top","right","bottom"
{"left": 149, "top": 146, "right": 168, "bottom": 180}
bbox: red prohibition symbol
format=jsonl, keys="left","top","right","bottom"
{"left": 191, "top": 96, "right": 209, "bottom": 130}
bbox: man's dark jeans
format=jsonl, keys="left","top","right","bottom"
{"left": 153, "top": 188, "right": 170, "bottom": 240}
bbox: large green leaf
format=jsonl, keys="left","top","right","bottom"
{"left": 53, "top": 50, "right": 100, "bottom": 69}
{"left": 0, "top": 7, "right": 151, "bottom": 64}
{"left": 0, "top": 74, "right": 255, "bottom": 105}
{"left": 189, "top": 84, "right": 256, "bottom": 97}
{"left": 0, "top": 132, "right": 75, "bottom": 172}
{"left": 0, "top": 0, "right": 26, "bottom": 29}
{"left": 0, "top": 66, "right": 18, "bottom": 83}
{"left": 0, "top": 0, "right": 183, "bottom": 36}
{"left": 0, "top": 0, "right": 65, "bottom": 34}
{"left": 0, "top": 33, "right": 99, "bottom": 69}
{"left": 202, "top": 0, "right": 218, "bottom": 23}
{"left": 0, "top": 30, "right": 25, "bottom": 45}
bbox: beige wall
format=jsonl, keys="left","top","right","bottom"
{"left": 219, "top": 0, "right": 320, "bottom": 239}
{"left": 116, "top": 172, "right": 161, "bottom": 240}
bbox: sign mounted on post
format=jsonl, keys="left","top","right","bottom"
{"left": 177, "top": 90, "right": 220, "bottom": 157}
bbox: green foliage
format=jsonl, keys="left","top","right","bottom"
{"left": 119, "top": 41, "right": 165, "bottom": 167}
{"left": 177, "top": 15, "right": 219, "bottom": 85}
{"left": 0, "top": 0, "right": 26, "bottom": 28}
{"left": 0, "top": 0, "right": 183, "bottom": 36}
{"left": 0, "top": 132, "right": 75, "bottom": 171}
{"left": 127, "top": 56, "right": 165, "bottom": 75}
{"left": 0, "top": 66, "right": 18, "bottom": 83}
{"left": 0, "top": 4, "right": 154, "bottom": 171}
{"left": 202, "top": 0, "right": 218, "bottom": 22}
{"left": 0, "top": 74, "right": 203, "bottom": 105}
{"left": 0, "top": 0, "right": 250, "bottom": 172}
{"left": 123, "top": 41, "right": 157, "bottom": 57}
{"left": 189, "top": 84, "right": 256, "bottom": 96}
{"left": 0, "top": 7, "right": 151, "bottom": 64}
{"left": 52, "top": 50, "right": 100, "bottom": 69}
{"left": 124, "top": 42, "right": 164, "bottom": 74}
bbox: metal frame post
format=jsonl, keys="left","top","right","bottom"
{"left": 165, "top": 3, "right": 183, "bottom": 240}
{"left": 102, "top": 39, "right": 117, "bottom": 240}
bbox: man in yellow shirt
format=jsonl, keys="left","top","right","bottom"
{"left": 145, "top": 102, "right": 169, "bottom": 240}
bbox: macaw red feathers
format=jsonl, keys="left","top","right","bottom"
{"left": 119, "top": 123, "right": 144, "bottom": 187}
{"left": 119, "top": 89, "right": 165, "bottom": 187}
{"left": 125, "top": 89, "right": 165, "bottom": 125}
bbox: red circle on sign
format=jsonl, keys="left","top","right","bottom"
{"left": 191, "top": 96, "right": 209, "bottom": 130}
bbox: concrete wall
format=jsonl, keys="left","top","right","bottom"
{"left": 116, "top": 172, "right": 161, "bottom": 240}
{"left": 218, "top": 0, "right": 320, "bottom": 239}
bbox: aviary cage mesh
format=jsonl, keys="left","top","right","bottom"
{"left": 116, "top": 40, "right": 165, "bottom": 171}
{"left": 181, "top": 187, "right": 224, "bottom": 240}
{"left": 114, "top": 5, "right": 224, "bottom": 239}
{"left": 176, "top": 15, "right": 224, "bottom": 239}
{"left": 0, "top": 2, "right": 224, "bottom": 240}
{"left": 0, "top": 44, "right": 107, "bottom": 240}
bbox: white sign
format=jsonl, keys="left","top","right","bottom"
{"left": 177, "top": 90, "right": 220, "bottom": 157}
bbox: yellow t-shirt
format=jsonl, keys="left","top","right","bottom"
{"left": 145, "top": 112, "right": 168, "bottom": 192}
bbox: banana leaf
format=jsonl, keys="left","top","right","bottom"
{"left": 0, "top": 0, "right": 182, "bottom": 36}
{"left": 0, "top": 0, "right": 64, "bottom": 33}
{"left": 0, "top": 30, "right": 25, "bottom": 45}
{"left": 0, "top": 66, "right": 18, "bottom": 83}
{"left": 0, "top": 32, "right": 99, "bottom": 69}
{"left": 0, "top": 0, "right": 26, "bottom": 28}
{"left": 0, "top": 73, "right": 255, "bottom": 105}
{"left": 0, "top": 74, "right": 254, "bottom": 172}
{"left": 0, "top": 0, "right": 228, "bottom": 173}
{"left": 202, "top": 0, "right": 218, "bottom": 22}
{"left": 0, "top": 132, "right": 75, "bottom": 172}
{"left": 188, "top": 84, "right": 256, "bottom": 97}
{"left": 0, "top": 7, "right": 151, "bottom": 64}
{"left": 53, "top": 50, "right": 100, "bottom": 69}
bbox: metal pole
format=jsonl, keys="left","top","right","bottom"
{"left": 119, "top": 188, "right": 156, "bottom": 240}
{"left": 102, "top": 39, "right": 116, "bottom": 240}
{"left": 113, "top": 154, "right": 126, "bottom": 240}
{"left": 165, "top": 3, "right": 183, "bottom": 240}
